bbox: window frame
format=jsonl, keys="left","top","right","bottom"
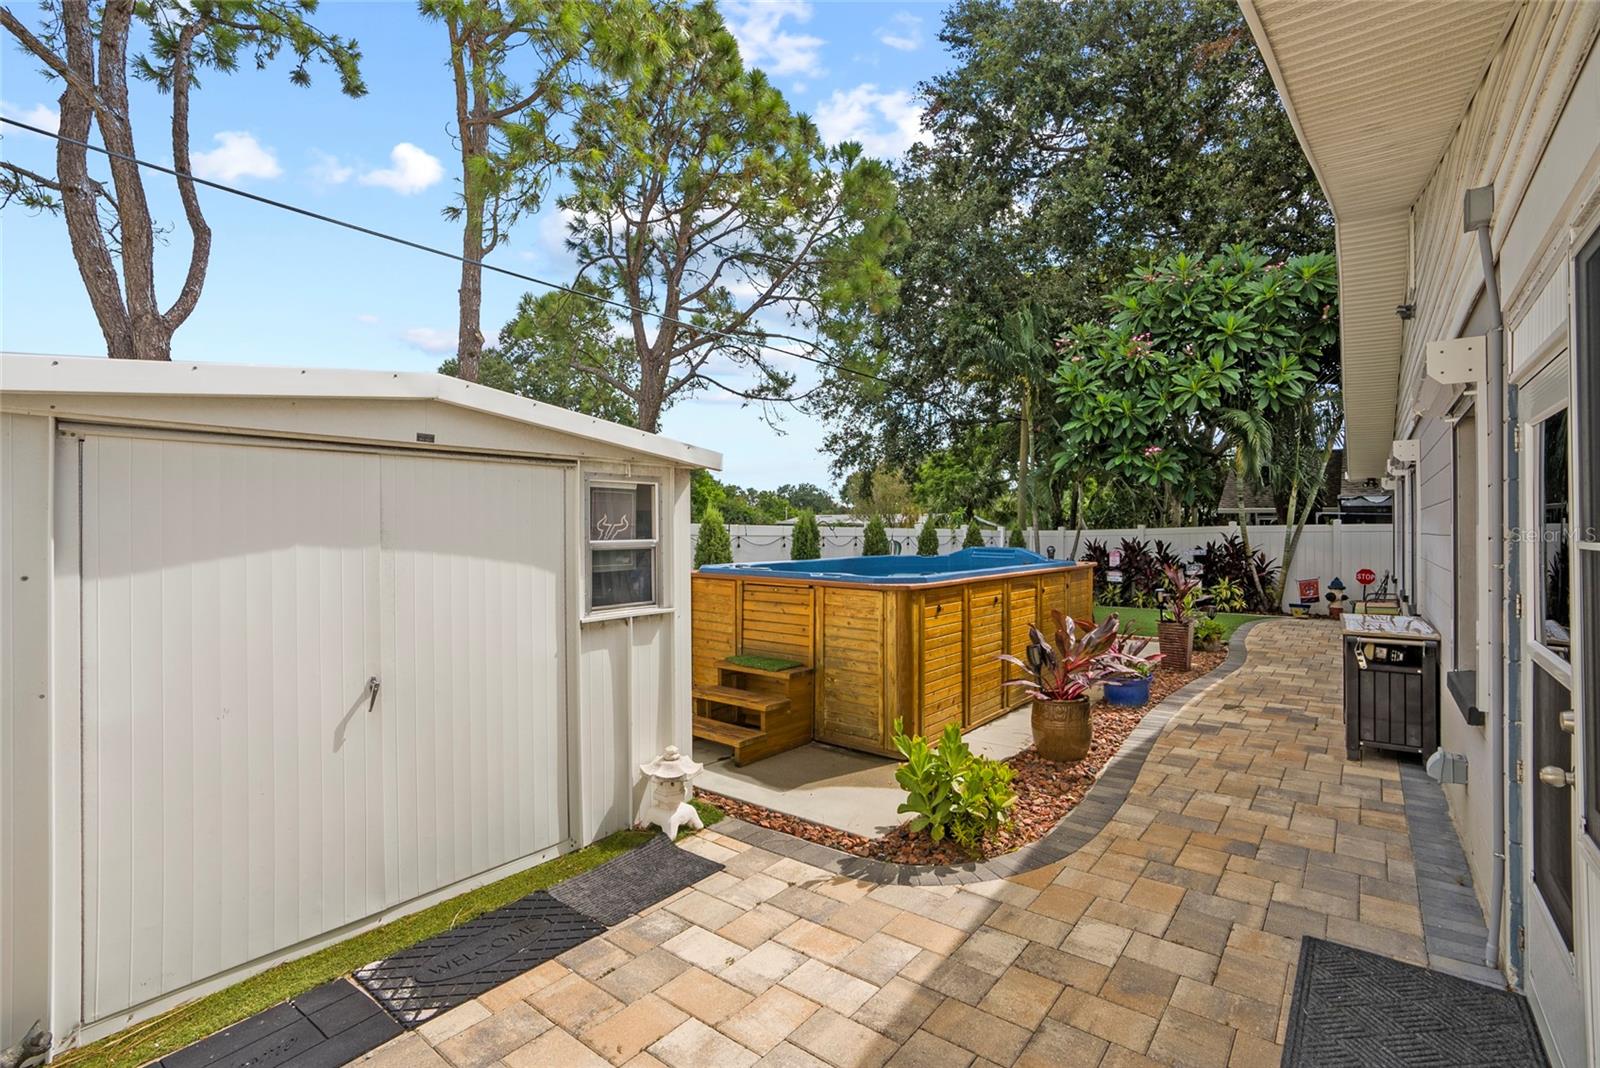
{"left": 1573, "top": 224, "right": 1600, "bottom": 849}
{"left": 1452, "top": 405, "right": 1478, "bottom": 673}
{"left": 584, "top": 477, "right": 662, "bottom": 615}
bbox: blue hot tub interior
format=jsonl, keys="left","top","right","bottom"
{"left": 697, "top": 546, "right": 1074, "bottom": 585}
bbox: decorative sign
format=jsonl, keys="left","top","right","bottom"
{"left": 1356, "top": 568, "right": 1376, "bottom": 586}
{"left": 1105, "top": 569, "right": 1123, "bottom": 585}
{"left": 1186, "top": 562, "right": 1203, "bottom": 578}
{"left": 1297, "top": 579, "right": 1320, "bottom": 603}
{"left": 1108, "top": 548, "right": 1122, "bottom": 567}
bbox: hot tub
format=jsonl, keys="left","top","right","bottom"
{"left": 692, "top": 548, "right": 1096, "bottom": 759}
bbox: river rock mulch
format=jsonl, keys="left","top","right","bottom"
{"left": 697, "top": 650, "right": 1228, "bottom": 866}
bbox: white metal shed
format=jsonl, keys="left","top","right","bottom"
{"left": 0, "top": 354, "right": 719, "bottom": 1047}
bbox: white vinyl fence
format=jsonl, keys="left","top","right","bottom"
{"left": 689, "top": 522, "right": 1395, "bottom": 613}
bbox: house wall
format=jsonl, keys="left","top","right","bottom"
{"left": 1394, "top": 0, "right": 1600, "bottom": 951}
{"left": 1, "top": 413, "right": 53, "bottom": 1045}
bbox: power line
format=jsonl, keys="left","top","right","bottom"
{"left": 0, "top": 114, "right": 916, "bottom": 396}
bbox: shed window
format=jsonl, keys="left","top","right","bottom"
{"left": 589, "top": 481, "right": 657, "bottom": 610}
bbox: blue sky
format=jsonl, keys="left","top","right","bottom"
{"left": 0, "top": 1, "right": 953, "bottom": 491}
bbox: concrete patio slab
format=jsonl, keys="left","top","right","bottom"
{"left": 693, "top": 702, "right": 1042, "bottom": 837}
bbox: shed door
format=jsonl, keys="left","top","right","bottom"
{"left": 77, "top": 433, "right": 567, "bottom": 1022}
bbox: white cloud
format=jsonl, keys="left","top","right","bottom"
{"left": 875, "top": 12, "right": 922, "bottom": 52}
{"left": 191, "top": 131, "right": 282, "bottom": 182}
{"left": 358, "top": 143, "right": 444, "bottom": 196}
{"left": 722, "top": 0, "right": 824, "bottom": 78}
{"left": 814, "top": 84, "right": 923, "bottom": 159}
{"left": 309, "top": 149, "right": 354, "bottom": 185}
{"left": 1, "top": 100, "right": 60, "bottom": 135}
{"left": 402, "top": 326, "right": 457, "bottom": 355}
{"left": 355, "top": 313, "right": 380, "bottom": 325}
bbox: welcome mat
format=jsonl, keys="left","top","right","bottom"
{"left": 1283, "top": 937, "right": 1550, "bottom": 1067}
{"left": 549, "top": 832, "right": 724, "bottom": 925}
{"left": 156, "top": 979, "right": 399, "bottom": 1068}
{"left": 353, "top": 892, "right": 604, "bottom": 1026}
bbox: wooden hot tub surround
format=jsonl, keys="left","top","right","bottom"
{"left": 692, "top": 550, "right": 1095, "bottom": 761}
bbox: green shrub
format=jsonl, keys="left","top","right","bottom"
{"left": 916, "top": 515, "right": 940, "bottom": 556}
{"left": 892, "top": 720, "right": 1016, "bottom": 856}
{"left": 791, "top": 510, "right": 821, "bottom": 560}
{"left": 862, "top": 515, "right": 891, "bottom": 555}
{"left": 962, "top": 521, "right": 985, "bottom": 548}
{"left": 695, "top": 506, "right": 733, "bottom": 567}
{"left": 1007, "top": 525, "right": 1026, "bottom": 548}
{"left": 1193, "top": 616, "right": 1225, "bottom": 648}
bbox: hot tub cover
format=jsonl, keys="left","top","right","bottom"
{"left": 697, "top": 547, "right": 1074, "bottom": 585}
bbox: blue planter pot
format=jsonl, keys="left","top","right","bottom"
{"left": 1103, "top": 675, "right": 1152, "bottom": 707}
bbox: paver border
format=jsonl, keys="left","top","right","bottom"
{"left": 713, "top": 617, "right": 1277, "bottom": 885}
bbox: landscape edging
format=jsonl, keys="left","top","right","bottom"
{"left": 711, "top": 617, "right": 1274, "bottom": 886}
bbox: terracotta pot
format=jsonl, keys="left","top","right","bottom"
{"left": 1158, "top": 620, "right": 1194, "bottom": 672}
{"left": 1032, "top": 697, "right": 1092, "bottom": 763}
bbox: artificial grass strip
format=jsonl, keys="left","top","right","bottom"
{"left": 725, "top": 652, "right": 805, "bottom": 672}
{"left": 57, "top": 829, "right": 658, "bottom": 1068}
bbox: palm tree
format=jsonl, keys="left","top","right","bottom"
{"left": 969, "top": 304, "right": 1055, "bottom": 550}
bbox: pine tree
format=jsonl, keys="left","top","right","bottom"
{"left": 1008, "top": 525, "right": 1026, "bottom": 548}
{"left": 695, "top": 506, "right": 733, "bottom": 567}
{"left": 917, "top": 515, "right": 941, "bottom": 556}
{"left": 792, "top": 511, "right": 822, "bottom": 560}
{"left": 862, "top": 515, "right": 891, "bottom": 555}
{"left": 963, "top": 521, "right": 985, "bottom": 548}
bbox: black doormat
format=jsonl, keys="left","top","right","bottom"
{"left": 1283, "top": 937, "right": 1550, "bottom": 1068}
{"left": 548, "top": 832, "right": 723, "bottom": 926}
{"left": 353, "top": 892, "right": 604, "bottom": 1026}
{"left": 157, "top": 979, "right": 399, "bottom": 1068}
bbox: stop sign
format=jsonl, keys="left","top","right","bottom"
{"left": 1356, "top": 568, "right": 1376, "bottom": 586}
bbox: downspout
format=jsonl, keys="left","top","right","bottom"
{"left": 1465, "top": 185, "right": 1508, "bottom": 972}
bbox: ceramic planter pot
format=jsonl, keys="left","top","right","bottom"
{"left": 1158, "top": 620, "right": 1193, "bottom": 672}
{"left": 1103, "top": 675, "right": 1152, "bottom": 707}
{"left": 1032, "top": 697, "right": 1092, "bottom": 762}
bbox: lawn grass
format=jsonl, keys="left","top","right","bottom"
{"left": 1095, "top": 604, "right": 1270, "bottom": 642}
{"left": 60, "top": 804, "right": 724, "bottom": 1068}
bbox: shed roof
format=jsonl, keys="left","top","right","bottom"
{"left": 1238, "top": 0, "right": 1519, "bottom": 478}
{"left": 0, "top": 353, "right": 720, "bottom": 469}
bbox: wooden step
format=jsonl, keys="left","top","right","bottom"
{"left": 693, "top": 715, "right": 763, "bottom": 748}
{"left": 716, "top": 657, "right": 813, "bottom": 680}
{"left": 693, "top": 684, "right": 790, "bottom": 713}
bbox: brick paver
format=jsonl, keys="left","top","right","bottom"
{"left": 358, "top": 620, "right": 1479, "bottom": 1068}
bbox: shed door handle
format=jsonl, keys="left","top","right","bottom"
{"left": 365, "top": 675, "right": 381, "bottom": 714}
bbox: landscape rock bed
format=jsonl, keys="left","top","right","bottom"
{"left": 697, "top": 650, "right": 1227, "bottom": 866}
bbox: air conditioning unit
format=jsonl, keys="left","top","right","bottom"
{"left": 1427, "top": 336, "right": 1485, "bottom": 384}
{"left": 1391, "top": 439, "right": 1420, "bottom": 466}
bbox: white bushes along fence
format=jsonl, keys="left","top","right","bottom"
{"left": 689, "top": 522, "right": 1395, "bottom": 613}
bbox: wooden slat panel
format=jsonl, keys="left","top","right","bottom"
{"left": 1064, "top": 568, "right": 1094, "bottom": 623}
{"left": 692, "top": 576, "right": 737, "bottom": 688}
{"left": 920, "top": 589, "right": 965, "bottom": 737}
{"left": 818, "top": 588, "right": 884, "bottom": 744}
{"left": 1039, "top": 574, "right": 1067, "bottom": 623}
{"left": 742, "top": 582, "right": 814, "bottom": 664}
{"left": 966, "top": 582, "right": 1005, "bottom": 726}
{"left": 1006, "top": 579, "right": 1039, "bottom": 695}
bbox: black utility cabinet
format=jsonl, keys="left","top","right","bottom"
{"left": 1342, "top": 615, "right": 1441, "bottom": 760}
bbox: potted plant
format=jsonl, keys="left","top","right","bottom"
{"left": 1103, "top": 630, "right": 1164, "bottom": 706}
{"left": 1001, "top": 609, "right": 1119, "bottom": 762}
{"left": 1156, "top": 563, "right": 1208, "bottom": 672}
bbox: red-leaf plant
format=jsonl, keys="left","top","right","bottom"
{"left": 1158, "top": 563, "right": 1212, "bottom": 625}
{"left": 1001, "top": 609, "right": 1120, "bottom": 702}
{"left": 1103, "top": 627, "right": 1165, "bottom": 679}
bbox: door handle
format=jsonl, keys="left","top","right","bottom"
{"left": 365, "top": 675, "right": 381, "bottom": 714}
{"left": 1559, "top": 709, "right": 1575, "bottom": 734}
{"left": 1537, "top": 766, "right": 1574, "bottom": 789}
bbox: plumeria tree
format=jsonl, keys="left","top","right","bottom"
{"left": 1050, "top": 246, "right": 1338, "bottom": 526}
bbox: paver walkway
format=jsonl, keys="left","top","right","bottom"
{"left": 357, "top": 620, "right": 1489, "bottom": 1068}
